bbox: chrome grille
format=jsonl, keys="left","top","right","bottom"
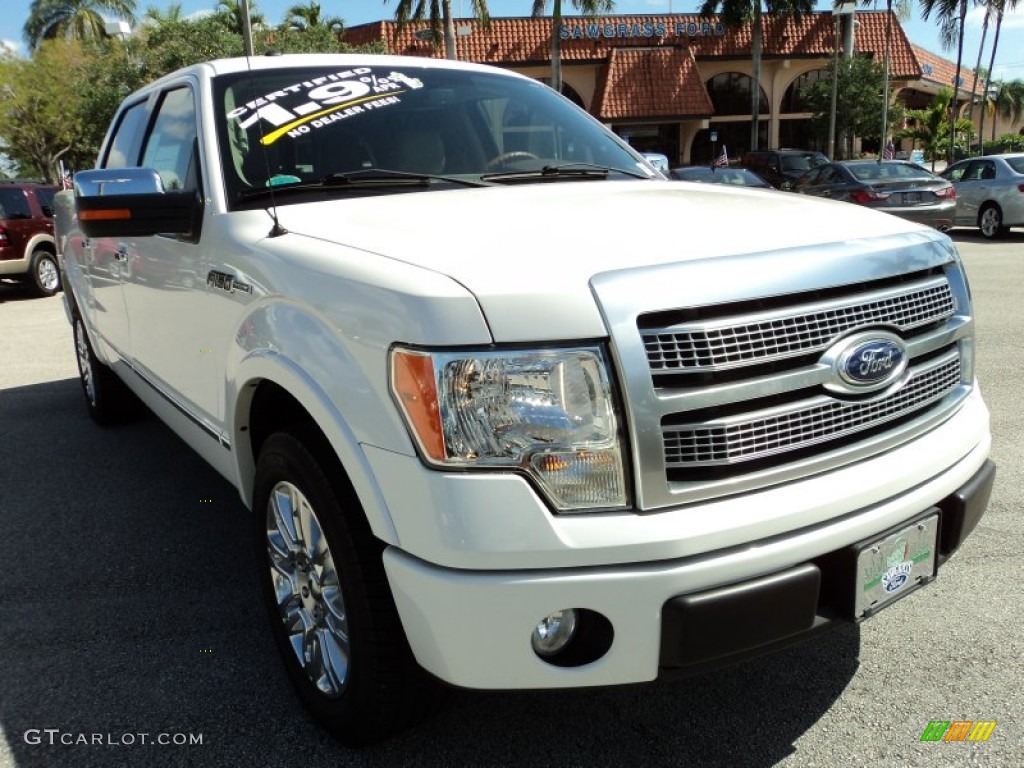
{"left": 663, "top": 352, "right": 961, "bottom": 468}
{"left": 643, "top": 278, "right": 954, "bottom": 373}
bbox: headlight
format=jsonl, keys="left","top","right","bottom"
{"left": 390, "top": 345, "right": 629, "bottom": 512}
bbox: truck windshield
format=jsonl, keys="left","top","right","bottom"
{"left": 215, "top": 63, "right": 653, "bottom": 205}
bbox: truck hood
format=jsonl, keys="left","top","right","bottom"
{"left": 275, "top": 180, "right": 937, "bottom": 342}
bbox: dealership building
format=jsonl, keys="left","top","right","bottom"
{"left": 344, "top": 11, "right": 1014, "bottom": 165}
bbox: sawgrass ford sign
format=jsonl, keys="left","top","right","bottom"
{"left": 560, "top": 20, "right": 726, "bottom": 40}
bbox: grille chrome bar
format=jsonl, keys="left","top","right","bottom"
{"left": 643, "top": 276, "right": 955, "bottom": 373}
{"left": 663, "top": 350, "right": 961, "bottom": 468}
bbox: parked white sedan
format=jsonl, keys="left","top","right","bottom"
{"left": 941, "top": 153, "right": 1024, "bottom": 238}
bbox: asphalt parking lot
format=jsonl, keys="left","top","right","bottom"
{"left": 1, "top": 230, "right": 1021, "bottom": 768}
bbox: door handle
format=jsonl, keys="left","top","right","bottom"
{"left": 114, "top": 246, "right": 128, "bottom": 262}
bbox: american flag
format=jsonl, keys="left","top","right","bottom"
{"left": 883, "top": 141, "right": 895, "bottom": 160}
{"left": 713, "top": 145, "right": 728, "bottom": 167}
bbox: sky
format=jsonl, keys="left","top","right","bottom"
{"left": 2, "top": 0, "right": 1022, "bottom": 81}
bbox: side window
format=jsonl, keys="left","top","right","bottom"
{"left": 141, "top": 87, "right": 198, "bottom": 192}
{"left": 34, "top": 187, "right": 57, "bottom": 217}
{"left": 963, "top": 161, "right": 985, "bottom": 181}
{"left": 943, "top": 163, "right": 966, "bottom": 182}
{"left": 103, "top": 101, "right": 150, "bottom": 169}
{"left": 0, "top": 188, "right": 31, "bottom": 219}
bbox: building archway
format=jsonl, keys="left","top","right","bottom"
{"left": 536, "top": 78, "right": 586, "bottom": 109}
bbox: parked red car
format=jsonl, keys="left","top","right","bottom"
{"left": 0, "top": 180, "right": 61, "bottom": 296}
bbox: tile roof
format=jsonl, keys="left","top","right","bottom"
{"left": 911, "top": 44, "right": 977, "bottom": 94}
{"left": 343, "top": 12, "right": 922, "bottom": 79}
{"left": 592, "top": 47, "right": 713, "bottom": 120}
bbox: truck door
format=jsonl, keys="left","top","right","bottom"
{"left": 120, "top": 83, "right": 222, "bottom": 432}
{"left": 80, "top": 98, "right": 152, "bottom": 363}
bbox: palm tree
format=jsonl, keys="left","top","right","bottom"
{"left": 861, "top": 0, "right": 913, "bottom": 157}
{"left": 986, "top": 79, "right": 1024, "bottom": 142}
{"left": 392, "top": 1, "right": 490, "bottom": 61}
{"left": 143, "top": 3, "right": 184, "bottom": 26}
{"left": 216, "top": 0, "right": 265, "bottom": 35}
{"left": 284, "top": 1, "right": 343, "bottom": 33}
{"left": 919, "top": 0, "right": 971, "bottom": 163}
{"left": 532, "top": 1, "right": 614, "bottom": 94}
{"left": 965, "top": 0, "right": 992, "bottom": 152}
{"left": 977, "top": 0, "right": 1020, "bottom": 153}
{"left": 901, "top": 86, "right": 974, "bottom": 167}
{"left": 24, "top": 0, "right": 137, "bottom": 49}
{"left": 700, "top": 0, "right": 814, "bottom": 152}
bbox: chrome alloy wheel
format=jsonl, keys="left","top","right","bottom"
{"left": 37, "top": 255, "right": 59, "bottom": 293}
{"left": 266, "top": 480, "right": 350, "bottom": 698}
{"left": 74, "top": 318, "right": 97, "bottom": 407}
{"left": 979, "top": 206, "right": 1002, "bottom": 238}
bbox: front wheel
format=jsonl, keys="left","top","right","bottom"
{"left": 30, "top": 248, "right": 61, "bottom": 296}
{"left": 254, "top": 431, "right": 437, "bottom": 746}
{"left": 978, "top": 204, "right": 1006, "bottom": 239}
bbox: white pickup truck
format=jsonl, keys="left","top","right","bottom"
{"left": 55, "top": 54, "right": 995, "bottom": 745}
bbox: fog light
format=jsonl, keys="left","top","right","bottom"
{"left": 531, "top": 609, "right": 578, "bottom": 657}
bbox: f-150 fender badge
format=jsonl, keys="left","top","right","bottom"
{"left": 207, "top": 270, "right": 252, "bottom": 294}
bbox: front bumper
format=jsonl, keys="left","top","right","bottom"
{"left": 383, "top": 457, "right": 994, "bottom": 690}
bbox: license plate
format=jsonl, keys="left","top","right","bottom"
{"left": 855, "top": 514, "right": 938, "bottom": 619}
{"left": 903, "top": 192, "right": 922, "bottom": 205}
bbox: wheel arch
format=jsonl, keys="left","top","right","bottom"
{"left": 977, "top": 200, "right": 1002, "bottom": 220}
{"left": 232, "top": 364, "right": 400, "bottom": 547}
{"left": 26, "top": 232, "right": 57, "bottom": 256}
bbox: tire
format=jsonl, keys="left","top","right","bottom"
{"left": 72, "top": 312, "right": 138, "bottom": 425}
{"left": 30, "top": 248, "right": 61, "bottom": 297}
{"left": 978, "top": 204, "right": 1007, "bottom": 240}
{"left": 254, "top": 431, "right": 438, "bottom": 746}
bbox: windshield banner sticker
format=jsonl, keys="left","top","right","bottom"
{"left": 227, "top": 69, "right": 421, "bottom": 146}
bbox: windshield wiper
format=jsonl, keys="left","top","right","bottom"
{"left": 481, "top": 162, "right": 648, "bottom": 182}
{"left": 236, "top": 168, "right": 491, "bottom": 202}
{"left": 324, "top": 168, "right": 492, "bottom": 188}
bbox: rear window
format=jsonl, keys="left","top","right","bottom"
{"left": 780, "top": 153, "right": 827, "bottom": 172}
{"left": 848, "top": 163, "right": 932, "bottom": 181}
{"left": 1006, "top": 157, "right": 1024, "bottom": 174}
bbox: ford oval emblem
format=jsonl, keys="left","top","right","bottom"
{"left": 838, "top": 337, "right": 907, "bottom": 388}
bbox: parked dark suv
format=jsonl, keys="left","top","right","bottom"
{"left": 0, "top": 180, "right": 61, "bottom": 296}
{"left": 742, "top": 149, "right": 829, "bottom": 189}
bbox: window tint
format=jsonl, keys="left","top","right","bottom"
{"left": 141, "top": 87, "right": 198, "bottom": 191}
{"left": 781, "top": 153, "right": 826, "bottom": 172}
{"left": 34, "top": 187, "right": 57, "bottom": 217}
{"left": 706, "top": 72, "right": 768, "bottom": 115}
{"left": 943, "top": 162, "right": 967, "bottom": 182}
{"left": 104, "top": 100, "right": 149, "bottom": 169}
{"left": 962, "top": 161, "right": 987, "bottom": 181}
{"left": 0, "top": 188, "right": 31, "bottom": 219}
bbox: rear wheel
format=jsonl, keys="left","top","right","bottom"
{"left": 254, "top": 431, "right": 437, "bottom": 746}
{"left": 978, "top": 204, "right": 1007, "bottom": 239}
{"left": 30, "top": 248, "right": 61, "bottom": 296}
